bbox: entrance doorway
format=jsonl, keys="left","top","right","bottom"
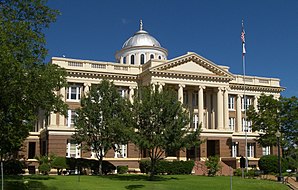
{"left": 207, "top": 140, "right": 220, "bottom": 157}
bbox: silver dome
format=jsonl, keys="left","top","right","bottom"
{"left": 122, "top": 30, "right": 161, "bottom": 48}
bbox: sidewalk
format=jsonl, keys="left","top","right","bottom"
{"left": 287, "top": 177, "right": 298, "bottom": 190}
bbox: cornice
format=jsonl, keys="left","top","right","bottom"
{"left": 230, "top": 83, "right": 284, "bottom": 93}
{"left": 67, "top": 70, "right": 137, "bottom": 81}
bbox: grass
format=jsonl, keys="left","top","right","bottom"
{"left": 3, "top": 174, "right": 289, "bottom": 190}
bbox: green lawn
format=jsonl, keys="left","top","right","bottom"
{"left": 3, "top": 175, "right": 289, "bottom": 190}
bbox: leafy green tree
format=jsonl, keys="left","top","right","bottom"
{"left": 51, "top": 156, "right": 67, "bottom": 175}
{"left": 205, "top": 156, "right": 221, "bottom": 176}
{"left": 73, "top": 80, "right": 133, "bottom": 175}
{"left": 0, "top": 0, "right": 67, "bottom": 160}
{"left": 247, "top": 95, "right": 298, "bottom": 157}
{"left": 132, "top": 86, "right": 200, "bottom": 179}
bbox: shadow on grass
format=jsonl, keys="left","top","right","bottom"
{"left": 100, "top": 174, "right": 182, "bottom": 182}
{"left": 4, "top": 180, "right": 57, "bottom": 190}
{"left": 125, "top": 184, "right": 145, "bottom": 189}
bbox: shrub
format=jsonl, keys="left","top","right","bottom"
{"left": 51, "top": 157, "right": 67, "bottom": 175}
{"left": 139, "top": 160, "right": 194, "bottom": 175}
{"left": 3, "top": 160, "right": 25, "bottom": 175}
{"left": 39, "top": 163, "right": 51, "bottom": 175}
{"left": 117, "top": 165, "right": 128, "bottom": 174}
{"left": 258, "top": 155, "right": 288, "bottom": 174}
{"left": 205, "top": 156, "right": 221, "bottom": 176}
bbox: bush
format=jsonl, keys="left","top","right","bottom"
{"left": 51, "top": 157, "right": 67, "bottom": 175}
{"left": 139, "top": 160, "right": 194, "bottom": 175}
{"left": 258, "top": 155, "right": 288, "bottom": 174}
{"left": 39, "top": 163, "right": 51, "bottom": 175}
{"left": 117, "top": 165, "right": 128, "bottom": 174}
{"left": 205, "top": 156, "right": 221, "bottom": 176}
{"left": 3, "top": 160, "right": 25, "bottom": 175}
{"left": 65, "top": 158, "right": 116, "bottom": 175}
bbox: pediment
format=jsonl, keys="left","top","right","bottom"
{"left": 151, "top": 52, "right": 234, "bottom": 79}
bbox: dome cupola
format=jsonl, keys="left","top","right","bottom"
{"left": 115, "top": 20, "right": 168, "bottom": 65}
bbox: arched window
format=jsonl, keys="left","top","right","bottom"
{"left": 123, "top": 57, "right": 126, "bottom": 64}
{"left": 140, "top": 54, "right": 145, "bottom": 64}
{"left": 150, "top": 54, "right": 154, "bottom": 59}
{"left": 130, "top": 55, "right": 135, "bottom": 64}
{"left": 158, "top": 55, "right": 161, "bottom": 60}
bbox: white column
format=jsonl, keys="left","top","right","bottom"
{"left": 84, "top": 82, "right": 90, "bottom": 96}
{"left": 236, "top": 94, "right": 242, "bottom": 132}
{"left": 223, "top": 88, "right": 229, "bottom": 129}
{"left": 59, "top": 87, "right": 66, "bottom": 126}
{"left": 178, "top": 84, "right": 185, "bottom": 103}
{"left": 129, "top": 86, "right": 135, "bottom": 103}
{"left": 254, "top": 95, "right": 259, "bottom": 111}
{"left": 151, "top": 82, "right": 156, "bottom": 92}
{"left": 212, "top": 91, "right": 217, "bottom": 129}
{"left": 206, "top": 92, "right": 211, "bottom": 129}
{"left": 198, "top": 86, "right": 205, "bottom": 128}
{"left": 158, "top": 82, "right": 164, "bottom": 92}
{"left": 49, "top": 112, "right": 57, "bottom": 126}
{"left": 217, "top": 88, "right": 224, "bottom": 129}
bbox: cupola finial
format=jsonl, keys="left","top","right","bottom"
{"left": 140, "top": 19, "right": 143, "bottom": 30}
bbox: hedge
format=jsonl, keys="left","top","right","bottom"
{"left": 3, "top": 160, "right": 25, "bottom": 175}
{"left": 139, "top": 160, "right": 194, "bottom": 175}
{"left": 258, "top": 155, "right": 288, "bottom": 174}
{"left": 117, "top": 165, "right": 128, "bottom": 174}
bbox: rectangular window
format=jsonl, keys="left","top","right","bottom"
{"left": 247, "top": 143, "right": 255, "bottom": 158}
{"left": 229, "top": 117, "right": 235, "bottom": 130}
{"left": 192, "top": 92, "right": 198, "bottom": 106}
{"left": 193, "top": 114, "right": 198, "bottom": 129}
{"left": 67, "top": 84, "right": 82, "bottom": 101}
{"left": 28, "top": 142, "right": 36, "bottom": 159}
{"left": 241, "top": 97, "right": 252, "bottom": 110}
{"left": 183, "top": 91, "right": 188, "bottom": 105}
{"left": 67, "top": 110, "right": 76, "bottom": 128}
{"left": 228, "top": 95, "right": 235, "bottom": 110}
{"left": 242, "top": 118, "right": 252, "bottom": 132}
{"left": 66, "top": 140, "right": 80, "bottom": 158}
{"left": 262, "top": 146, "right": 271, "bottom": 156}
{"left": 114, "top": 144, "right": 127, "bottom": 158}
{"left": 232, "top": 142, "right": 238, "bottom": 157}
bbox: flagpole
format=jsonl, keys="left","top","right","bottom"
{"left": 241, "top": 20, "right": 248, "bottom": 173}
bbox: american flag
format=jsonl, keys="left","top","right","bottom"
{"left": 241, "top": 20, "right": 246, "bottom": 55}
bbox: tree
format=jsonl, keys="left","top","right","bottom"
{"left": 247, "top": 95, "right": 298, "bottom": 157}
{"left": 73, "top": 80, "right": 133, "bottom": 175}
{"left": 51, "top": 156, "right": 67, "bottom": 175}
{"left": 0, "top": 0, "right": 67, "bottom": 160}
{"left": 205, "top": 156, "right": 221, "bottom": 176}
{"left": 132, "top": 86, "right": 201, "bottom": 179}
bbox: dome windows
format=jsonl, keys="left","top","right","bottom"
{"left": 140, "top": 54, "right": 145, "bottom": 65}
{"left": 150, "top": 54, "right": 154, "bottom": 59}
{"left": 130, "top": 55, "right": 135, "bottom": 65}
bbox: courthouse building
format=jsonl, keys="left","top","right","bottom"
{"left": 22, "top": 21, "right": 283, "bottom": 173}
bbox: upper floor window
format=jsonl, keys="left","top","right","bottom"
{"left": 123, "top": 57, "right": 126, "bottom": 64}
{"left": 242, "top": 118, "right": 252, "bottom": 132}
{"left": 228, "top": 95, "right": 235, "bottom": 110}
{"left": 150, "top": 54, "right": 154, "bottom": 59}
{"left": 130, "top": 55, "right": 135, "bottom": 64}
{"left": 140, "top": 54, "right": 145, "bottom": 64}
{"left": 241, "top": 96, "right": 252, "bottom": 110}
{"left": 158, "top": 55, "right": 161, "bottom": 59}
{"left": 192, "top": 92, "right": 198, "bottom": 107}
{"left": 193, "top": 114, "right": 198, "bottom": 130}
{"left": 67, "top": 110, "right": 77, "bottom": 128}
{"left": 229, "top": 117, "right": 235, "bottom": 130}
{"left": 67, "top": 84, "right": 82, "bottom": 101}
{"left": 183, "top": 91, "right": 188, "bottom": 105}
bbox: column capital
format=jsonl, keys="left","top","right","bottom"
{"left": 129, "top": 86, "right": 137, "bottom": 90}
{"left": 224, "top": 87, "right": 230, "bottom": 91}
{"left": 217, "top": 87, "right": 224, "bottom": 92}
{"left": 237, "top": 94, "right": 243, "bottom": 98}
{"left": 179, "top": 84, "right": 185, "bottom": 88}
{"left": 84, "top": 82, "right": 91, "bottom": 87}
{"left": 199, "top": 85, "right": 206, "bottom": 90}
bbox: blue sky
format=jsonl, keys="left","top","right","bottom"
{"left": 45, "top": 0, "right": 298, "bottom": 97}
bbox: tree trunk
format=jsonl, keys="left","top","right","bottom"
{"left": 149, "top": 158, "right": 156, "bottom": 180}
{"left": 98, "top": 156, "right": 103, "bottom": 175}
